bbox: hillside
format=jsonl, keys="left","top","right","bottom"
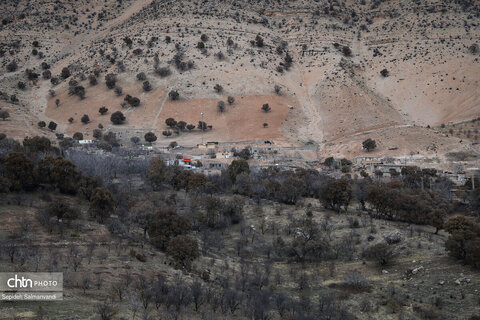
{"left": 0, "top": 0, "right": 479, "bottom": 159}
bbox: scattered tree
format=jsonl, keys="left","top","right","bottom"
{"left": 228, "top": 159, "right": 250, "bottom": 184}
{"left": 110, "top": 111, "right": 126, "bottom": 125}
{"left": 81, "top": 114, "right": 90, "bottom": 124}
{"left": 99, "top": 106, "right": 108, "bottom": 115}
{"left": 73, "top": 132, "right": 84, "bottom": 140}
{"left": 144, "top": 132, "right": 157, "bottom": 144}
{"left": 362, "top": 138, "right": 377, "bottom": 151}
{"left": 89, "top": 188, "right": 115, "bottom": 223}
{"left": 48, "top": 121, "right": 57, "bottom": 131}
{"left": 169, "top": 90, "right": 179, "bottom": 100}
{"left": 148, "top": 208, "right": 191, "bottom": 250}
{"left": 6, "top": 61, "right": 18, "bottom": 72}
{"left": 217, "top": 101, "right": 226, "bottom": 112}
{"left": 166, "top": 118, "right": 177, "bottom": 128}
{"left": 380, "top": 69, "right": 389, "bottom": 77}
{"left": 143, "top": 81, "right": 152, "bottom": 92}
{"left": 0, "top": 110, "right": 10, "bottom": 121}
{"left": 166, "top": 235, "right": 199, "bottom": 268}
{"left": 61, "top": 67, "right": 70, "bottom": 79}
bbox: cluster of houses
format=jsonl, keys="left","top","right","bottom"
{"left": 74, "top": 138, "right": 479, "bottom": 186}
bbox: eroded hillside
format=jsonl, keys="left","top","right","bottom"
{"left": 1, "top": 0, "right": 479, "bottom": 158}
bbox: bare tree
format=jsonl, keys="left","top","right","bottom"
{"left": 82, "top": 275, "right": 91, "bottom": 294}
{"left": 87, "top": 241, "right": 96, "bottom": 264}
{"left": 31, "top": 246, "right": 43, "bottom": 272}
{"left": 222, "top": 288, "right": 241, "bottom": 314}
{"left": 129, "top": 293, "right": 141, "bottom": 320}
{"left": 111, "top": 281, "right": 127, "bottom": 301}
{"left": 97, "top": 300, "right": 117, "bottom": 320}
{"left": 191, "top": 279, "right": 205, "bottom": 312}
{"left": 167, "top": 276, "right": 192, "bottom": 312}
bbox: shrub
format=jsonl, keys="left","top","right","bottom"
{"left": 169, "top": 90, "right": 179, "bottom": 100}
{"left": 47, "top": 200, "right": 79, "bottom": 222}
{"left": 124, "top": 95, "right": 140, "bottom": 107}
{"left": 73, "top": 132, "right": 84, "bottom": 140}
{"left": 215, "top": 51, "right": 225, "bottom": 60}
{"left": 123, "top": 36, "right": 132, "bottom": 48}
{"left": 61, "top": 67, "right": 70, "bottom": 79}
{"left": 114, "top": 86, "right": 122, "bottom": 96}
{"left": 261, "top": 104, "right": 271, "bottom": 113}
{"left": 255, "top": 35, "right": 264, "bottom": 47}
{"left": 110, "top": 111, "right": 125, "bottom": 125}
{"left": 42, "top": 70, "right": 51, "bottom": 79}
{"left": 48, "top": 121, "right": 57, "bottom": 131}
{"left": 469, "top": 43, "right": 479, "bottom": 54}
{"left": 342, "top": 46, "right": 352, "bottom": 56}
{"left": 217, "top": 101, "right": 225, "bottom": 112}
{"left": 99, "top": 106, "right": 108, "bottom": 115}
{"left": 17, "top": 81, "right": 26, "bottom": 90}
{"left": 365, "top": 243, "right": 395, "bottom": 266}
{"left": 93, "top": 129, "right": 102, "bottom": 139}
{"left": 176, "top": 121, "right": 187, "bottom": 131}
{"left": 274, "top": 85, "right": 281, "bottom": 95}
{"left": 362, "top": 138, "right": 376, "bottom": 151}
{"left": 105, "top": 73, "right": 116, "bottom": 89}
{"left": 89, "top": 75, "right": 98, "bottom": 85}
{"left": 380, "top": 68, "right": 389, "bottom": 77}
{"left": 6, "top": 60, "right": 18, "bottom": 72}
{"left": 343, "top": 270, "right": 370, "bottom": 291}
{"left": 155, "top": 67, "right": 171, "bottom": 77}
{"left": 227, "top": 96, "right": 235, "bottom": 105}
{"left": 81, "top": 114, "right": 90, "bottom": 124}
{"left": 143, "top": 81, "right": 152, "bottom": 92}
{"left": 144, "top": 132, "right": 157, "bottom": 143}
{"left": 130, "top": 137, "right": 140, "bottom": 144}
{"left": 165, "top": 118, "right": 177, "bottom": 128}
{"left": 0, "top": 110, "right": 10, "bottom": 121}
